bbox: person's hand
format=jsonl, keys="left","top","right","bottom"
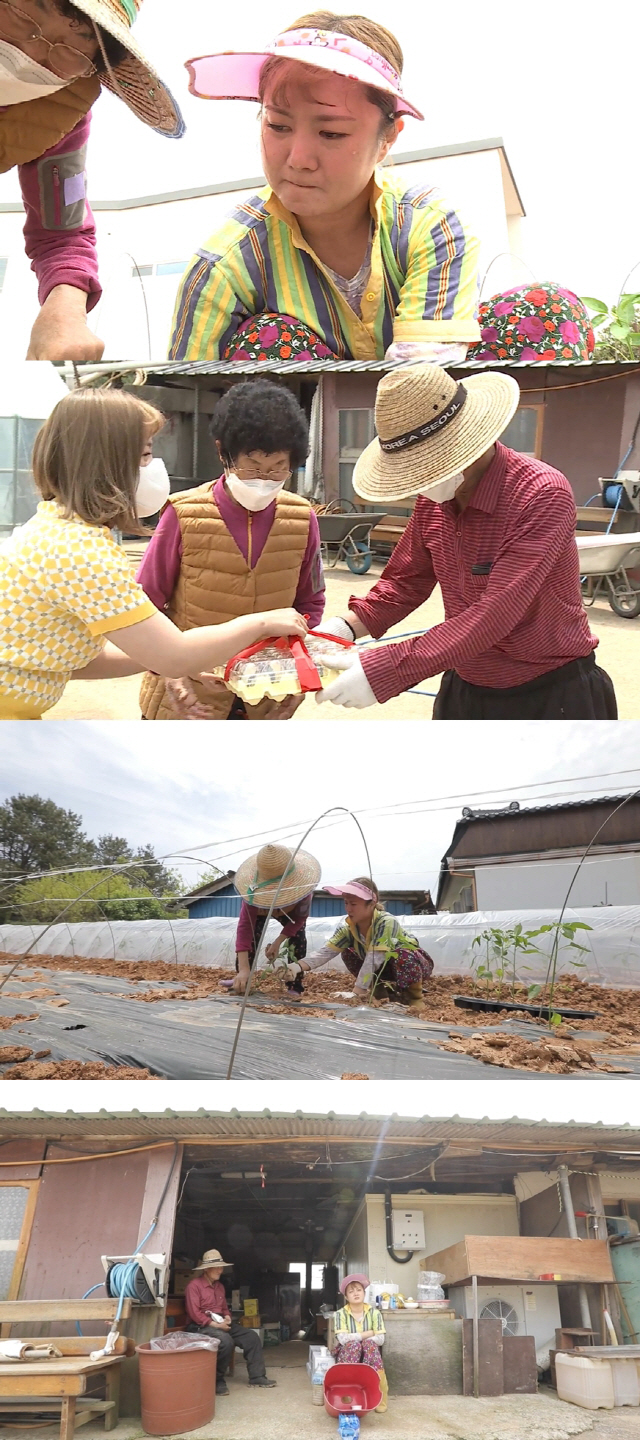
{"left": 219, "top": 1317, "right": 232, "bottom": 1331}
{"left": 196, "top": 672, "right": 232, "bottom": 698}
{"left": 264, "top": 942, "right": 279, "bottom": 962}
{"left": 165, "top": 676, "right": 216, "bottom": 719}
{"left": 315, "top": 653, "right": 378, "bottom": 709}
{"left": 310, "top": 616, "right": 354, "bottom": 642}
{"left": 26, "top": 285, "right": 105, "bottom": 361}
{"left": 260, "top": 693, "right": 305, "bottom": 720}
{"left": 231, "top": 972, "right": 250, "bottom": 994}
{"left": 262, "top": 609, "right": 308, "bottom": 639}
{"left": 354, "top": 984, "right": 369, "bottom": 998}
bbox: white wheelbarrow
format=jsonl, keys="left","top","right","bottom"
{"left": 577, "top": 531, "right": 640, "bottom": 618}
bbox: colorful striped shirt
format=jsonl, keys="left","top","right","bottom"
{"left": 169, "top": 168, "right": 481, "bottom": 361}
{"left": 335, "top": 1304, "right": 385, "bottom": 1337}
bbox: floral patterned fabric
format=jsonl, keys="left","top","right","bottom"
{"left": 223, "top": 312, "right": 333, "bottom": 362}
{"left": 468, "top": 283, "right": 595, "bottom": 364}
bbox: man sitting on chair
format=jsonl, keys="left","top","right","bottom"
{"left": 184, "top": 1248, "right": 276, "bottom": 1394}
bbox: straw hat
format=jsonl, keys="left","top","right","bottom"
{"left": 353, "top": 364, "right": 520, "bottom": 504}
{"left": 192, "top": 1248, "right": 232, "bottom": 1272}
{"left": 234, "top": 843, "right": 321, "bottom": 909}
{"left": 70, "top": 0, "right": 184, "bottom": 136}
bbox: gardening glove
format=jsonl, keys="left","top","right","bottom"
{"left": 285, "top": 962, "right": 304, "bottom": 981}
{"left": 310, "top": 616, "right": 354, "bottom": 642}
{"left": 315, "top": 652, "right": 378, "bottom": 709}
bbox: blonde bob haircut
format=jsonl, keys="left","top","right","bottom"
{"left": 259, "top": 10, "right": 404, "bottom": 131}
{"left": 32, "top": 388, "right": 165, "bottom": 532}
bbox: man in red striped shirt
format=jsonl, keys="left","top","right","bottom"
{"left": 315, "top": 364, "right": 617, "bottom": 720}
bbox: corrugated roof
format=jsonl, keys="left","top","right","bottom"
{"left": 63, "top": 359, "right": 640, "bottom": 382}
{"left": 0, "top": 1111, "right": 639, "bottom": 1151}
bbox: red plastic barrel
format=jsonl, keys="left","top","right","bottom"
{"left": 136, "top": 1342, "right": 217, "bottom": 1434}
{"left": 324, "top": 1363, "right": 382, "bottom": 1416}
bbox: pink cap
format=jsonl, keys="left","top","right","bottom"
{"left": 185, "top": 28, "right": 424, "bottom": 121}
{"left": 340, "top": 1273, "right": 369, "bottom": 1296}
{"left": 325, "top": 882, "right": 377, "bottom": 902}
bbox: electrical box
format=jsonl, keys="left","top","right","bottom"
{"left": 391, "top": 1209, "right": 425, "bottom": 1250}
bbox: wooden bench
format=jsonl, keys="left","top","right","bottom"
{"left": 0, "top": 1300, "right": 134, "bottom": 1440}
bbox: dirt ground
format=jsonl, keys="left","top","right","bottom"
{"left": 42, "top": 559, "right": 640, "bottom": 721}
{"left": 2, "top": 956, "right": 638, "bottom": 1077}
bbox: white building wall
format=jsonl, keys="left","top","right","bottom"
{"left": 343, "top": 1202, "right": 369, "bottom": 1282}
{"left": 474, "top": 853, "right": 640, "bottom": 911}
{"left": 363, "top": 1193, "right": 518, "bottom": 1296}
{"left": 0, "top": 147, "right": 526, "bottom": 361}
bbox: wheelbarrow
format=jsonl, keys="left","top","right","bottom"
{"left": 323, "top": 1363, "right": 382, "bottom": 1417}
{"left": 577, "top": 530, "right": 640, "bottom": 618}
{"left": 317, "top": 505, "right": 381, "bottom": 574}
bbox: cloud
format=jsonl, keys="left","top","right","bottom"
{"left": 1, "top": 721, "right": 638, "bottom": 890}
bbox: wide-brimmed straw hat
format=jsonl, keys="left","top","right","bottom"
{"left": 192, "top": 1248, "right": 233, "bottom": 1272}
{"left": 185, "top": 26, "right": 423, "bottom": 121}
{"left": 234, "top": 843, "right": 321, "bottom": 909}
{"left": 353, "top": 364, "right": 520, "bottom": 504}
{"left": 71, "top": 0, "right": 184, "bottom": 136}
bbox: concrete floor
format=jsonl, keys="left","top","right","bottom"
{"left": 43, "top": 561, "right": 640, "bottom": 722}
{"left": 1, "top": 1362, "right": 607, "bottom": 1440}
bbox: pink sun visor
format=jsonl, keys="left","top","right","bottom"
{"left": 185, "top": 28, "right": 424, "bottom": 121}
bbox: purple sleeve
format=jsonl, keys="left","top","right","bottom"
{"left": 135, "top": 505, "right": 183, "bottom": 610}
{"left": 279, "top": 893, "right": 312, "bottom": 939}
{"left": 293, "top": 509, "right": 325, "bottom": 627}
{"left": 18, "top": 113, "right": 101, "bottom": 310}
{"left": 236, "top": 901, "right": 258, "bottom": 952}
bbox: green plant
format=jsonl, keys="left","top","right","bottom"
{"left": 470, "top": 920, "right": 592, "bottom": 1024}
{"left": 582, "top": 294, "right": 640, "bottom": 360}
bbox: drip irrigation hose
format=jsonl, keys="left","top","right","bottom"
{"left": 225, "top": 806, "right": 372, "bottom": 1079}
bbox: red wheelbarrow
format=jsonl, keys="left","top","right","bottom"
{"left": 323, "top": 1363, "right": 382, "bottom": 1417}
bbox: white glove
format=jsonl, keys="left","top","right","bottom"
{"left": 310, "top": 616, "right": 354, "bottom": 642}
{"left": 315, "top": 652, "right": 378, "bottom": 709}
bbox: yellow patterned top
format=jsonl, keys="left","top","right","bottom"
{"left": 0, "top": 502, "right": 156, "bottom": 717}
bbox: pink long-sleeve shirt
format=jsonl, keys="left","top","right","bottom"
{"left": 136, "top": 478, "right": 326, "bottom": 625}
{"left": 236, "top": 892, "right": 312, "bottom": 952}
{"left": 184, "top": 1276, "right": 230, "bottom": 1326}
{"left": 17, "top": 110, "right": 100, "bottom": 308}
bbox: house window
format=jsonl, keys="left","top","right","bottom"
{"left": 338, "top": 409, "right": 375, "bottom": 505}
{"left": 0, "top": 417, "right": 40, "bottom": 532}
{"left": 0, "top": 259, "right": 8, "bottom": 292}
{"left": 289, "top": 1262, "right": 325, "bottom": 1289}
{"left": 499, "top": 405, "right": 543, "bottom": 458}
{"left": 131, "top": 262, "right": 188, "bottom": 278}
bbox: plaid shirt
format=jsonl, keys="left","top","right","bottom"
{"left": 169, "top": 169, "right": 480, "bottom": 361}
{"left": 353, "top": 443, "right": 596, "bottom": 700}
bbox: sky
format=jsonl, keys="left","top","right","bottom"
{"left": 2, "top": 720, "right": 639, "bottom": 891}
{"left": 3, "top": 1077, "right": 640, "bottom": 1125}
{"left": 0, "top": 0, "right": 636, "bottom": 303}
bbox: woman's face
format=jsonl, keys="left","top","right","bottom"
{"left": 0, "top": 0, "right": 100, "bottom": 76}
{"left": 344, "top": 892, "right": 376, "bottom": 931}
{"left": 345, "top": 1282, "right": 365, "bottom": 1305}
{"left": 261, "top": 68, "right": 398, "bottom": 219}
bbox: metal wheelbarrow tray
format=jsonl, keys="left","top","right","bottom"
{"left": 317, "top": 511, "right": 382, "bottom": 574}
{"left": 576, "top": 530, "right": 640, "bottom": 618}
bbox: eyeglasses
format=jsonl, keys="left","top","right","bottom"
{"left": 233, "top": 465, "right": 292, "bottom": 483}
{"left": 0, "top": 1, "right": 97, "bottom": 80}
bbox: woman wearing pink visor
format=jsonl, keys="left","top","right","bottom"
{"left": 169, "top": 11, "right": 481, "bottom": 364}
{"left": 286, "top": 875, "right": 433, "bottom": 1006}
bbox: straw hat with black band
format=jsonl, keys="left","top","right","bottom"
{"left": 70, "top": 0, "right": 184, "bottom": 135}
{"left": 192, "top": 1248, "right": 233, "bottom": 1272}
{"left": 353, "top": 364, "right": 520, "bottom": 504}
{"left": 234, "top": 843, "right": 321, "bottom": 910}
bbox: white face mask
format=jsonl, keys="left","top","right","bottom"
{"left": 0, "top": 39, "right": 67, "bottom": 105}
{"left": 419, "top": 473, "right": 465, "bottom": 504}
{"left": 225, "top": 472, "right": 285, "bottom": 512}
{"left": 135, "top": 457, "right": 170, "bottom": 517}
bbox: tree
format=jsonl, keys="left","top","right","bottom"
{"left": 14, "top": 870, "right": 187, "bottom": 924}
{"left": 0, "top": 794, "right": 95, "bottom": 878}
{"left": 93, "top": 836, "right": 182, "bottom": 899}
